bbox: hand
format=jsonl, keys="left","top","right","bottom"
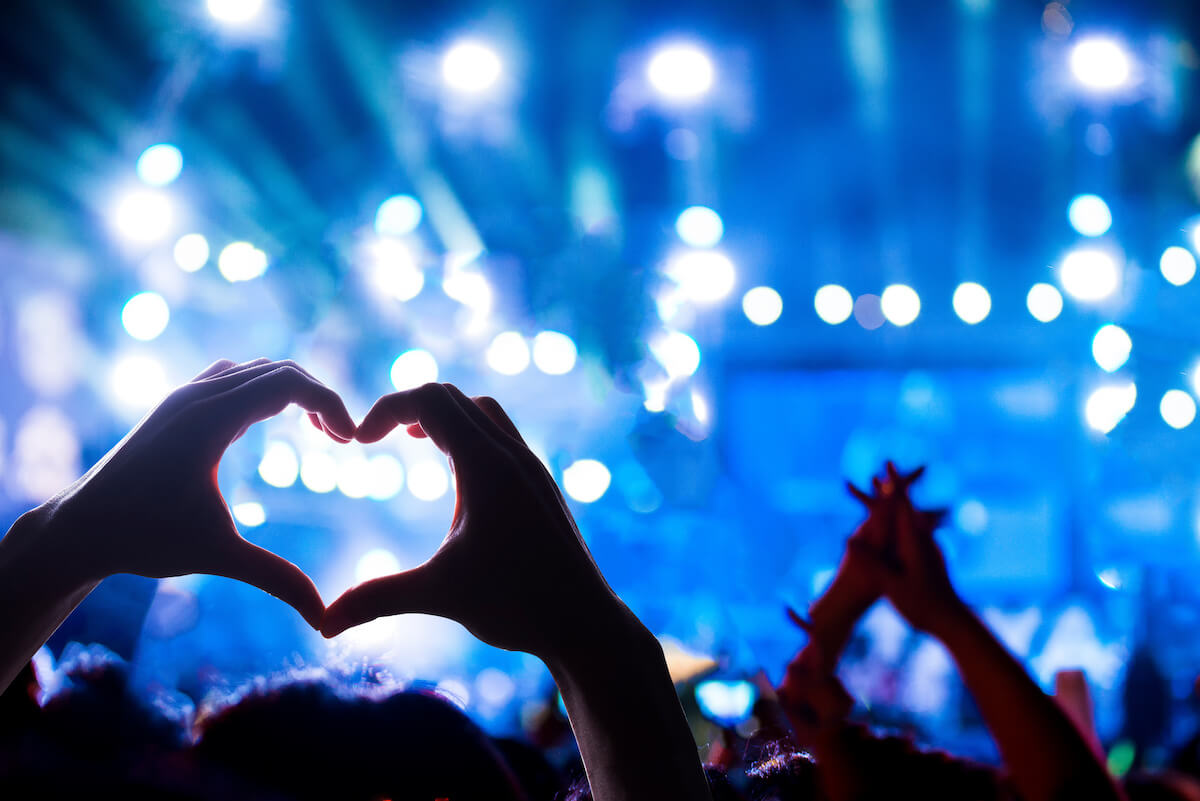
{"left": 321, "top": 383, "right": 634, "bottom": 661}
{"left": 776, "top": 641, "right": 853, "bottom": 748}
{"left": 36, "top": 358, "right": 356, "bottom": 628}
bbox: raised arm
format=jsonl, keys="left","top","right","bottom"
{"left": 0, "top": 358, "right": 356, "bottom": 692}
{"left": 321, "top": 384, "right": 711, "bottom": 801}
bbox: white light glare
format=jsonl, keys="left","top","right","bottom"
{"left": 206, "top": 0, "right": 265, "bottom": 25}
{"left": 300, "top": 451, "right": 338, "bottom": 494}
{"left": 813, "top": 284, "right": 853, "bottom": 325}
{"left": 1161, "top": 246, "right": 1196, "bottom": 286}
{"left": 110, "top": 189, "right": 173, "bottom": 244}
{"left": 368, "top": 238, "right": 424, "bottom": 301}
{"left": 1027, "top": 283, "right": 1064, "bottom": 322}
{"left": 1091, "top": 324, "right": 1132, "bottom": 372}
{"left": 442, "top": 270, "right": 493, "bottom": 312}
{"left": 532, "top": 331, "right": 578, "bottom": 375}
{"left": 742, "top": 286, "right": 782, "bottom": 326}
{"left": 375, "top": 194, "right": 423, "bottom": 236}
{"left": 108, "top": 354, "right": 170, "bottom": 414}
{"left": 136, "top": 144, "right": 183, "bottom": 187}
{"left": 665, "top": 250, "right": 736, "bottom": 304}
{"left": 1084, "top": 383, "right": 1136, "bottom": 434}
{"left": 486, "top": 332, "right": 531, "bottom": 375}
{"left": 258, "top": 441, "right": 300, "bottom": 488}
{"left": 232, "top": 501, "right": 266, "bottom": 527}
{"left": 367, "top": 454, "right": 405, "bottom": 501}
{"left": 1070, "top": 37, "right": 1132, "bottom": 91}
{"left": 881, "top": 284, "right": 921, "bottom": 326}
{"left": 390, "top": 349, "right": 439, "bottom": 391}
{"left": 649, "top": 330, "right": 701, "bottom": 378}
{"left": 1059, "top": 248, "right": 1119, "bottom": 302}
{"left": 674, "top": 206, "right": 724, "bottom": 247}
{"left": 217, "top": 242, "right": 268, "bottom": 282}
{"left": 1067, "top": 194, "right": 1112, "bottom": 237}
{"left": 562, "top": 459, "right": 611, "bottom": 503}
{"left": 355, "top": 548, "right": 401, "bottom": 583}
{"left": 441, "top": 40, "right": 503, "bottom": 94}
{"left": 1161, "top": 389, "right": 1196, "bottom": 429}
{"left": 647, "top": 43, "right": 715, "bottom": 102}
{"left": 173, "top": 234, "right": 210, "bottom": 272}
{"left": 408, "top": 459, "right": 449, "bottom": 501}
{"left": 952, "top": 282, "right": 991, "bottom": 324}
{"left": 121, "top": 292, "right": 170, "bottom": 341}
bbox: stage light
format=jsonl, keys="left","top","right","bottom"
{"left": 442, "top": 270, "right": 493, "bottom": 312}
{"left": 110, "top": 189, "right": 173, "bottom": 244}
{"left": 1160, "top": 246, "right": 1196, "bottom": 286}
{"left": 665, "top": 250, "right": 736, "bottom": 304}
{"left": 173, "top": 234, "right": 210, "bottom": 272}
{"left": 486, "top": 332, "right": 531, "bottom": 375}
{"left": 136, "top": 144, "right": 183, "bottom": 187}
{"left": 1085, "top": 382, "right": 1136, "bottom": 434}
{"left": 1026, "top": 283, "right": 1063, "bottom": 322}
{"left": 562, "top": 459, "right": 611, "bottom": 503}
{"left": 206, "top": 0, "right": 264, "bottom": 25}
{"left": 532, "top": 331, "right": 577, "bottom": 375}
{"left": 441, "top": 40, "right": 502, "bottom": 94}
{"left": 121, "top": 292, "right": 170, "bottom": 342}
{"left": 368, "top": 238, "right": 424, "bottom": 301}
{"left": 954, "top": 500, "right": 988, "bottom": 535}
{"left": 952, "top": 282, "right": 991, "bottom": 324}
{"left": 1070, "top": 37, "right": 1132, "bottom": 91}
{"left": 813, "top": 284, "right": 853, "bottom": 325}
{"left": 695, "top": 680, "right": 755, "bottom": 725}
{"left": 217, "top": 241, "right": 268, "bottom": 282}
{"left": 390, "top": 349, "right": 439, "bottom": 391}
{"left": 1059, "top": 248, "right": 1119, "bottom": 302}
{"left": 366, "top": 454, "right": 405, "bottom": 501}
{"left": 1160, "top": 389, "right": 1196, "bottom": 429}
{"left": 300, "top": 451, "right": 337, "bottom": 493}
{"left": 742, "top": 286, "right": 782, "bottom": 326}
{"left": 408, "top": 459, "right": 449, "bottom": 501}
{"left": 1067, "top": 194, "right": 1112, "bottom": 237}
{"left": 881, "top": 284, "right": 920, "bottom": 326}
{"left": 108, "top": 354, "right": 169, "bottom": 414}
{"left": 674, "top": 206, "right": 723, "bottom": 247}
{"left": 643, "top": 377, "right": 669, "bottom": 413}
{"left": 647, "top": 43, "right": 714, "bottom": 102}
{"left": 232, "top": 502, "right": 266, "bottom": 527}
{"left": 258, "top": 441, "right": 299, "bottom": 488}
{"left": 336, "top": 453, "right": 372, "bottom": 499}
{"left": 475, "top": 667, "right": 516, "bottom": 707}
{"left": 1092, "top": 324, "right": 1131, "bottom": 372}
{"left": 649, "top": 330, "right": 701, "bottom": 378}
{"left": 375, "top": 194, "right": 423, "bottom": 236}
{"left": 355, "top": 548, "right": 401, "bottom": 583}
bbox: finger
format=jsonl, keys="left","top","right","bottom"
{"left": 406, "top": 423, "right": 428, "bottom": 438}
{"left": 192, "top": 359, "right": 237, "bottom": 381}
{"left": 786, "top": 606, "right": 812, "bottom": 633}
{"left": 203, "top": 365, "right": 357, "bottom": 443}
{"left": 321, "top": 565, "right": 442, "bottom": 638}
{"left": 354, "top": 384, "right": 481, "bottom": 458}
{"left": 900, "top": 465, "right": 926, "bottom": 490}
{"left": 472, "top": 395, "right": 528, "bottom": 445}
{"left": 885, "top": 461, "right": 900, "bottom": 484}
{"left": 871, "top": 475, "right": 884, "bottom": 495}
{"left": 846, "top": 481, "right": 874, "bottom": 507}
{"left": 219, "top": 541, "right": 325, "bottom": 630}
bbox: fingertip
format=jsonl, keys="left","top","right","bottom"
{"left": 406, "top": 423, "right": 428, "bottom": 438}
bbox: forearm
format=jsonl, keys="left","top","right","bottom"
{"left": 546, "top": 607, "right": 711, "bottom": 801}
{"left": 804, "top": 574, "right": 875, "bottom": 671}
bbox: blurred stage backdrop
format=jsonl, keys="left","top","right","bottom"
{"left": 3, "top": 0, "right": 1200, "bottom": 755}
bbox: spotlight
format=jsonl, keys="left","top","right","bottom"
{"left": 108, "top": 354, "right": 169, "bottom": 414}
{"left": 1091, "top": 324, "right": 1131, "bottom": 372}
{"left": 441, "top": 40, "right": 502, "bottom": 94}
{"left": 232, "top": 502, "right": 266, "bottom": 527}
{"left": 390, "top": 349, "right": 439, "bottom": 391}
{"left": 408, "top": 459, "right": 449, "bottom": 501}
{"left": 1160, "top": 246, "right": 1196, "bottom": 286}
{"left": 1026, "top": 283, "right": 1064, "bottom": 322}
{"left": 742, "top": 286, "right": 782, "bottom": 326}
{"left": 486, "top": 332, "right": 531, "bottom": 375}
{"left": 695, "top": 680, "right": 755, "bottom": 725}
{"left": 1067, "top": 194, "right": 1112, "bottom": 237}
{"left": 665, "top": 250, "right": 736, "bottom": 304}
{"left": 1161, "top": 389, "right": 1196, "bottom": 429}
{"left": 951, "top": 282, "right": 991, "bottom": 324}
{"left": 1069, "top": 37, "right": 1132, "bottom": 91}
{"left": 355, "top": 548, "right": 401, "bottom": 583}
{"left": 366, "top": 454, "right": 405, "bottom": 501}
{"left": 649, "top": 330, "right": 701, "bottom": 378}
{"left": 881, "top": 284, "right": 920, "bottom": 326}
{"left": 336, "top": 453, "right": 373, "bottom": 499}
{"left": 647, "top": 43, "right": 714, "bottom": 102}
{"left": 121, "top": 292, "right": 170, "bottom": 342}
{"left": 532, "top": 331, "right": 578, "bottom": 375}
{"left": 206, "top": 0, "right": 264, "bottom": 26}
{"left": 368, "top": 238, "right": 424, "bottom": 301}
{"left": 562, "top": 459, "right": 611, "bottom": 503}
{"left": 217, "top": 241, "right": 268, "bottom": 282}
{"left": 1084, "top": 382, "right": 1136, "bottom": 434}
{"left": 136, "top": 144, "right": 183, "bottom": 187}
{"left": 442, "top": 269, "right": 493, "bottom": 312}
{"left": 1059, "top": 248, "right": 1119, "bottom": 302}
{"left": 674, "top": 206, "right": 724, "bottom": 247}
{"left": 813, "top": 284, "right": 853, "bottom": 325}
{"left": 375, "top": 194, "right": 423, "bottom": 236}
{"left": 258, "top": 441, "right": 299, "bottom": 488}
{"left": 173, "top": 234, "right": 210, "bottom": 272}
{"left": 299, "top": 451, "right": 337, "bottom": 494}
{"left": 110, "top": 189, "right": 173, "bottom": 244}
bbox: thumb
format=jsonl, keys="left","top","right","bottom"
{"left": 220, "top": 541, "right": 326, "bottom": 631}
{"left": 321, "top": 564, "right": 441, "bottom": 638}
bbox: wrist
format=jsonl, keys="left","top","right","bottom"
{"left": 542, "top": 598, "right": 661, "bottom": 681}
{"left": 1, "top": 503, "right": 101, "bottom": 595}
{"left": 920, "top": 595, "right": 975, "bottom": 642}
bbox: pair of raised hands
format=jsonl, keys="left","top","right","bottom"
{"left": 31, "top": 358, "right": 625, "bottom": 658}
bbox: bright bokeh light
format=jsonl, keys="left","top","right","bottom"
{"left": 217, "top": 241, "right": 268, "bottom": 282}
{"left": 1085, "top": 383, "right": 1137, "bottom": 434}
{"left": 742, "top": 286, "right": 783, "bottom": 326}
{"left": 1027, "top": 283, "right": 1064, "bottom": 322}
{"left": 366, "top": 454, "right": 405, "bottom": 501}
{"left": 408, "top": 459, "right": 450, "bottom": 501}
{"left": 1161, "top": 389, "right": 1196, "bottom": 429}
{"left": 649, "top": 330, "right": 701, "bottom": 378}
{"left": 12, "top": 406, "right": 81, "bottom": 502}
{"left": 695, "top": 680, "right": 756, "bottom": 724}
{"left": 368, "top": 238, "right": 424, "bottom": 301}
{"left": 206, "top": 0, "right": 265, "bottom": 25}
{"left": 647, "top": 43, "right": 715, "bottom": 102}
{"left": 442, "top": 269, "right": 493, "bottom": 312}
{"left": 1070, "top": 37, "right": 1132, "bottom": 91}
{"left": 665, "top": 250, "right": 736, "bottom": 304}
{"left": 232, "top": 501, "right": 266, "bottom": 528}
{"left": 814, "top": 284, "right": 853, "bottom": 325}
{"left": 1160, "top": 246, "right": 1196, "bottom": 286}
{"left": 1059, "top": 248, "right": 1119, "bottom": 302}
{"left": 691, "top": 389, "right": 709, "bottom": 425}
{"left": 258, "top": 441, "right": 299, "bottom": 488}
{"left": 1067, "top": 194, "right": 1112, "bottom": 237}
{"left": 486, "top": 332, "right": 531, "bottom": 375}
{"left": 441, "top": 40, "right": 502, "bottom": 94}
{"left": 532, "top": 331, "right": 578, "bottom": 375}
{"left": 562, "top": 459, "right": 611, "bottom": 503}
{"left": 881, "top": 284, "right": 921, "bottom": 326}
{"left": 375, "top": 194, "right": 423, "bottom": 236}
{"left": 955, "top": 500, "right": 989, "bottom": 535}
{"left": 108, "top": 354, "right": 169, "bottom": 414}
{"left": 952, "top": 282, "right": 991, "bottom": 324}
{"left": 173, "top": 233, "right": 210, "bottom": 272}
{"left": 110, "top": 189, "right": 173, "bottom": 244}
{"left": 390, "top": 349, "right": 439, "bottom": 391}
{"left": 136, "top": 144, "right": 183, "bottom": 187}
{"left": 674, "top": 206, "right": 724, "bottom": 247}
{"left": 355, "top": 548, "right": 401, "bottom": 583}
{"left": 300, "top": 451, "right": 338, "bottom": 494}
{"left": 121, "top": 292, "right": 170, "bottom": 341}
{"left": 336, "top": 454, "right": 372, "bottom": 499}
{"left": 1092, "top": 324, "right": 1132, "bottom": 372}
